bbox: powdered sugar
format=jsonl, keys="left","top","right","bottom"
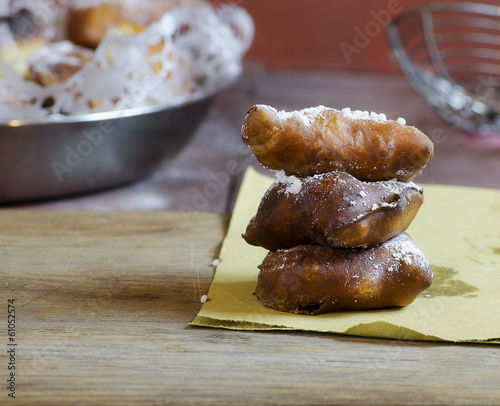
{"left": 260, "top": 104, "right": 409, "bottom": 129}
{"left": 27, "top": 41, "right": 93, "bottom": 80}
{"left": 382, "top": 233, "right": 430, "bottom": 270}
{"left": 374, "top": 177, "right": 423, "bottom": 195}
{"left": 274, "top": 170, "right": 303, "bottom": 194}
{"left": 340, "top": 107, "right": 388, "bottom": 122}
{"left": 371, "top": 202, "right": 398, "bottom": 211}
{"left": 269, "top": 105, "right": 326, "bottom": 128}
{"left": 29, "top": 41, "right": 90, "bottom": 67}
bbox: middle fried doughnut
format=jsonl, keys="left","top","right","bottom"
{"left": 243, "top": 171, "right": 424, "bottom": 250}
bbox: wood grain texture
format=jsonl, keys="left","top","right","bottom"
{"left": 1, "top": 210, "right": 500, "bottom": 405}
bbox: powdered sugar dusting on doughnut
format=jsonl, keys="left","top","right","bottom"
{"left": 336, "top": 107, "right": 411, "bottom": 126}
{"left": 28, "top": 41, "right": 93, "bottom": 78}
{"left": 371, "top": 202, "right": 398, "bottom": 211}
{"left": 267, "top": 105, "right": 325, "bottom": 128}
{"left": 382, "top": 234, "right": 431, "bottom": 271}
{"left": 261, "top": 104, "right": 413, "bottom": 136}
{"left": 266, "top": 104, "right": 408, "bottom": 128}
{"left": 274, "top": 170, "right": 303, "bottom": 194}
{"left": 369, "top": 177, "right": 423, "bottom": 195}
{"left": 338, "top": 107, "right": 389, "bottom": 123}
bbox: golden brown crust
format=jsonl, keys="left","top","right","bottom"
{"left": 255, "top": 233, "right": 432, "bottom": 314}
{"left": 243, "top": 171, "right": 424, "bottom": 250}
{"left": 241, "top": 104, "right": 434, "bottom": 182}
{"left": 65, "top": 1, "right": 188, "bottom": 49}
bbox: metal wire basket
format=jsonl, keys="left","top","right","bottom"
{"left": 387, "top": 2, "right": 500, "bottom": 134}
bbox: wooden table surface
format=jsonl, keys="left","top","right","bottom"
{"left": 2, "top": 210, "right": 500, "bottom": 406}
{"left": 2, "top": 66, "right": 500, "bottom": 405}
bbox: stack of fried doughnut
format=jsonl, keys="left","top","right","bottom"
{"left": 241, "top": 104, "right": 434, "bottom": 315}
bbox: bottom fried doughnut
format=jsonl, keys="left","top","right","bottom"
{"left": 255, "top": 233, "right": 432, "bottom": 314}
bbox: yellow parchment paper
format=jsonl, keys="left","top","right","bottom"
{"left": 192, "top": 167, "right": 500, "bottom": 343}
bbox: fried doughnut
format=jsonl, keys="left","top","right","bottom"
{"left": 243, "top": 170, "right": 424, "bottom": 251}
{"left": 27, "top": 41, "right": 94, "bottom": 87}
{"left": 67, "top": 3, "right": 125, "bottom": 49}
{"left": 66, "top": 0, "right": 188, "bottom": 49}
{"left": 255, "top": 233, "right": 432, "bottom": 314}
{"left": 241, "top": 104, "right": 434, "bottom": 182}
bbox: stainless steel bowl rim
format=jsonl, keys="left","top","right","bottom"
{"left": 0, "top": 79, "right": 235, "bottom": 128}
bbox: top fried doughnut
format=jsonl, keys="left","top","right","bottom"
{"left": 241, "top": 104, "right": 434, "bottom": 182}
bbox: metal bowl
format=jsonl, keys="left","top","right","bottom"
{"left": 387, "top": 2, "right": 500, "bottom": 134}
{"left": 0, "top": 89, "right": 219, "bottom": 203}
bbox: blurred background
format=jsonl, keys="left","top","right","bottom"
{"left": 4, "top": 0, "right": 500, "bottom": 210}
{"left": 230, "top": 0, "right": 500, "bottom": 72}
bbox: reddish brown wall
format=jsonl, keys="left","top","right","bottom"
{"left": 224, "top": 0, "right": 500, "bottom": 73}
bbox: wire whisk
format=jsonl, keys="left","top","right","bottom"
{"left": 388, "top": 2, "right": 500, "bottom": 134}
